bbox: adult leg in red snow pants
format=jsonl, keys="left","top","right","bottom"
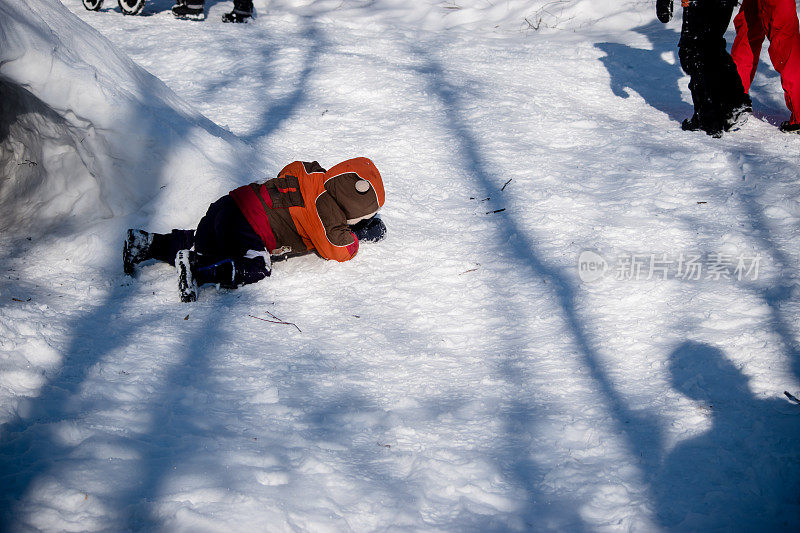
{"left": 731, "top": 0, "right": 800, "bottom": 129}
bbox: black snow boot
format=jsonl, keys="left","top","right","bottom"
{"left": 725, "top": 100, "right": 752, "bottom": 132}
{"left": 222, "top": 0, "right": 252, "bottom": 22}
{"left": 703, "top": 119, "right": 724, "bottom": 138}
{"left": 221, "top": 11, "right": 250, "bottom": 23}
{"left": 176, "top": 249, "right": 199, "bottom": 303}
{"left": 123, "top": 229, "right": 154, "bottom": 276}
{"left": 681, "top": 114, "right": 703, "bottom": 132}
{"left": 681, "top": 113, "right": 723, "bottom": 138}
{"left": 172, "top": 1, "right": 205, "bottom": 20}
{"left": 779, "top": 120, "right": 800, "bottom": 134}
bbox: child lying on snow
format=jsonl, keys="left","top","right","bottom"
{"left": 123, "top": 158, "right": 386, "bottom": 302}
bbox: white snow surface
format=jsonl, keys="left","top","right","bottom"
{"left": 1, "top": 0, "right": 799, "bottom": 530}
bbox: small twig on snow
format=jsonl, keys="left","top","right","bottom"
{"left": 249, "top": 312, "right": 302, "bottom": 333}
{"left": 459, "top": 263, "right": 481, "bottom": 276}
{"left": 524, "top": 16, "right": 542, "bottom": 31}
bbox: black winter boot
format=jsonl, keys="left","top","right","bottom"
{"left": 682, "top": 113, "right": 723, "bottom": 138}
{"left": 172, "top": 1, "right": 205, "bottom": 20}
{"left": 681, "top": 114, "right": 703, "bottom": 132}
{"left": 222, "top": 0, "right": 252, "bottom": 22}
{"left": 176, "top": 250, "right": 198, "bottom": 303}
{"left": 123, "top": 229, "right": 154, "bottom": 276}
{"left": 222, "top": 11, "right": 250, "bottom": 22}
{"left": 779, "top": 120, "right": 800, "bottom": 134}
{"left": 724, "top": 96, "right": 752, "bottom": 132}
{"left": 703, "top": 118, "right": 724, "bottom": 138}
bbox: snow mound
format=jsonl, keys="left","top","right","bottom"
{"left": 0, "top": 0, "right": 252, "bottom": 236}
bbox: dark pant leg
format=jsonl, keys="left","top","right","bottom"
{"left": 148, "top": 195, "right": 263, "bottom": 270}
{"left": 232, "top": 0, "right": 253, "bottom": 14}
{"left": 150, "top": 229, "right": 195, "bottom": 264}
{"left": 192, "top": 195, "right": 268, "bottom": 289}
{"left": 680, "top": 4, "right": 712, "bottom": 122}
{"left": 706, "top": 1, "right": 750, "bottom": 115}
{"left": 680, "top": 0, "right": 747, "bottom": 130}
{"left": 194, "top": 195, "right": 264, "bottom": 262}
{"left": 194, "top": 254, "right": 270, "bottom": 288}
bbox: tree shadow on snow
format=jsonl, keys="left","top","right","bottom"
{"left": 725, "top": 149, "right": 800, "bottom": 396}
{"left": 738, "top": 186, "right": 800, "bottom": 388}
{"left": 239, "top": 18, "right": 325, "bottom": 145}
{"left": 652, "top": 341, "right": 800, "bottom": 529}
{"left": 119, "top": 297, "right": 252, "bottom": 529}
{"left": 407, "top": 43, "right": 665, "bottom": 529}
{"left": 0, "top": 66, "right": 248, "bottom": 531}
{"left": 281, "top": 368, "right": 424, "bottom": 528}
{"left": 674, "top": 140, "right": 800, "bottom": 396}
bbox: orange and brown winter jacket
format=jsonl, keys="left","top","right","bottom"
{"left": 229, "top": 157, "right": 385, "bottom": 262}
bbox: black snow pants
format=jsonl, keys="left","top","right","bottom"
{"left": 150, "top": 195, "right": 270, "bottom": 287}
{"left": 679, "top": 0, "right": 749, "bottom": 133}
